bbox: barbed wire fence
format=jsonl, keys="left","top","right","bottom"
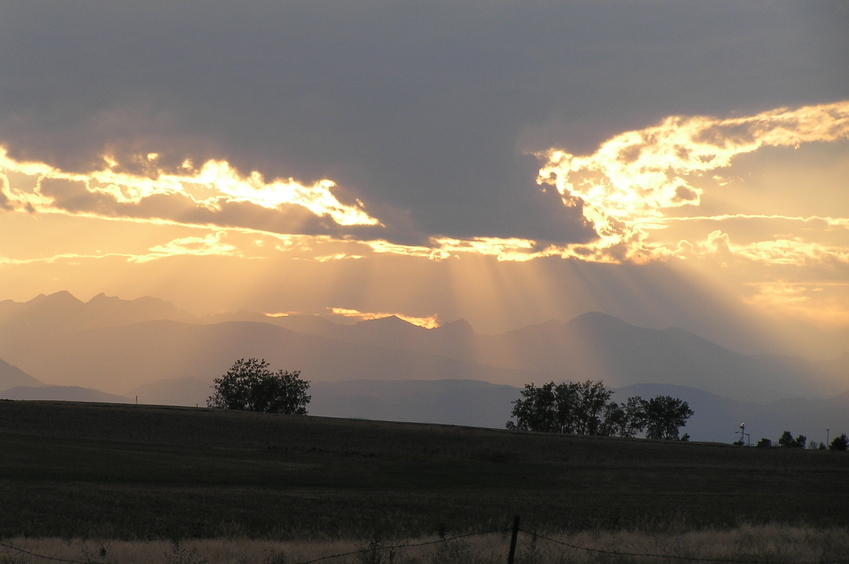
{"left": 521, "top": 529, "right": 849, "bottom": 564}
{"left": 0, "top": 540, "right": 107, "bottom": 564}
{"left": 291, "top": 516, "right": 849, "bottom": 564}
{"left": 295, "top": 528, "right": 511, "bottom": 564}
{"left": 3, "top": 518, "right": 849, "bottom": 564}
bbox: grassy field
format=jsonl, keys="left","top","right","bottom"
{"left": 1, "top": 400, "right": 848, "bottom": 543}
{"left": 4, "top": 525, "right": 849, "bottom": 564}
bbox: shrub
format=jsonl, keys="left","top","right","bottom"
{"left": 207, "top": 358, "right": 311, "bottom": 414}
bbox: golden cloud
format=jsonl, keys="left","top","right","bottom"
{"left": 537, "top": 100, "right": 849, "bottom": 262}
{"left": 131, "top": 232, "right": 239, "bottom": 263}
{"left": 0, "top": 149, "right": 381, "bottom": 229}
{"left": 742, "top": 281, "right": 849, "bottom": 327}
{"left": 326, "top": 307, "right": 440, "bottom": 329}
{"left": 2, "top": 101, "right": 847, "bottom": 268}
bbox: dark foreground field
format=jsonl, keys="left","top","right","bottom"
{"left": 1, "top": 400, "right": 847, "bottom": 541}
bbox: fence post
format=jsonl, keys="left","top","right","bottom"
{"left": 507, "top": 515, "right": 520, "bottom": 564}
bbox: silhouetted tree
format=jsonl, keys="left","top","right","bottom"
{"left": 778, "top": 431, "right": 805, "bottom": 448}
{"left": 643, "top": 395, "right": 694, "bottom": 440}
{"left": 829, "top": 433, "right": 849, "bottom": 451}
{"left": 598, "top": 401, "right": 627, "bottom": 437}
{"left": 618, "top": 396, "right": 648, "bottom": 438}
{"left": 506, "top": 382, "right": 558, "bottom": 432}
{"left": 208, "top": 358, "right": 311, "bottom": 414}
{"left": 507, "top": 380, "right": 693, "bottom": 440}
{"left": 777, "top": 432, "right": 808, "bottom": 448}
{"left": 573, "top": 380, "right": 615, "bottom": 435}
{"left": 508, "top": 380, "right": 624, "bottom": 435}
{"left": 756, "top": 438, "right": 772, "bottom": 448}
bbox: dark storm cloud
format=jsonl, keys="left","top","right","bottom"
{"left": 2, "top": 1, "right": 847, "bottom": 244}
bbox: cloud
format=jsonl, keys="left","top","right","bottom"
{"left": 133, "top": 232, "right": 238, "bottom": 263}
{"left": 3, "top": 1, "right": 846, "bottom": 246}
{"left": 0, "top": 175, "right": 12, "bottom": 211}
{"left": 742, "top": 281, "right": 849, "bottom": 327}
{"left": 537, "top": 101, "right": 849, "bottom": 262}
{"left": 0, "top": 149, "right": 383, "bottom": 239}
{"left": 324, "top": 307, "right": 440, "bottom": 329}
{"left": 4, "top": 99, "right": 849, "bottom": 269}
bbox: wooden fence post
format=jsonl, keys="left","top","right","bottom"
{"left": 507, "top": 515, "right": 520, "bottom": 564}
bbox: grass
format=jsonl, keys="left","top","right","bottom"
{"left": 3, "top": 526, "right": 849, "bottom": 564}
{"left": 1, "top": 400, "right": 848, "bottom": 542}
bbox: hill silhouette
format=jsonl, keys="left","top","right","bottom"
{"left": 0, "top": 292, "right": 845, "bottom": 407}
{"left": 0, "top": 358, "right": 43, "bottom": 390}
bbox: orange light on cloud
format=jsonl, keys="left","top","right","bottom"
{"left": 741, "top": 281, "right": 849, "bottom": 328}
{"left": 537, "top": 100, "right": 849, "bottom": 262}
{"left": 132, "top": 232, "right": 239, "bottom": 263}
{"left": 2, "top": 102, "right": 848, "bottom": 281}
{"left": 327, "top": 307, "right": 440, "bottom": 329}
{"left": 0, "top": 149, "right": 380, "bottom": 227}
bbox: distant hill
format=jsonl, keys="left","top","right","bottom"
{"left": 0, "top": 319, "right": 546, "bottom": 394}
{"left": 0, "top": 358, "right": 43, "bottom": 391}
{"left": 616, "top": 383, "right": 849, "bottom": 445}
{"left": 4, "top": 369, "right": 845, "bottom": 443}
{"left": 309, "top": 380, "right": 849, "bottom": 443}
{"left": 253, "top": 310, "right": 844, "bottom": 402}
{"left": 0, "top": 385, "right": 129, "bottom": 403}
{"left": 309, "top": 379, "right": 521, "bottom": 429}
{"left": 815, "top": 352, "right": 849, "bottom": 381}
{"left": 0, "top": 291, "right": 846, "bottom": 404}
{"left": 127, "top": 377, "right": 213, "bottom": 407}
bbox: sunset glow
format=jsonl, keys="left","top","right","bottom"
{"left": 1, "top": 1, "right": 848, "bottom": 363}
{"left": 327, "top": 308, "right": 440, "bottom": 329}
{"left": 537, "top": 101, "right": 849, "bottom": 263}
{"left": 0, "top": 149, "right": 380, "bottom": 229}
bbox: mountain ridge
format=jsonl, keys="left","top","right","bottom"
{"left": 0, "top": 358, "right": 44, "bottom": 390}
{"left": 0, "top": 292, "right": 846, "bottom": 403}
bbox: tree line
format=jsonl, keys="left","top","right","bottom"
{"left": 205, "top": 360, "right": 845, "bottom": 451}
{"left": 505, "top": 380, "right": 693, "bottom": 440}
{"left": 750, "top": 430, "right": 849, "bottom": 451}
{"left": 208, "top": 362, "right": 694, "bottom": 442}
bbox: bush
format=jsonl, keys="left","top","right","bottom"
{"left": 829, "top": 433, "right": 848, "bottom": 451}
{"left": 778, "top": 431, "right": 805, "bottom": 448}
{"left": 207, "top": 358, "right": 311, "bottom": 414}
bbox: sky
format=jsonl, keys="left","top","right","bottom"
{"left": 1, "top": 0, "right": 848, "bottom": 360}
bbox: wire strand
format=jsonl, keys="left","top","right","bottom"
{"left": 296, "top": 528, "right": 509, "bottom": 564}
{"left": 521, "top": 529, "right": 849, "bottom": 564}
{"left": 0, "top": 541, "right": 107, "bottom": 564}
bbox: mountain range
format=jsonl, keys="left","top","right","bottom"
{"left": 0, "top": 291, "right": 847, "bottom": 443}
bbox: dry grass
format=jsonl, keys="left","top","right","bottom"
{"left": 2, "top": 525, "right": 848, "bottom": 564}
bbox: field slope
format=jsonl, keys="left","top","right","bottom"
{"left": 0, "top": 400, "right": 847, "bottom": 540}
